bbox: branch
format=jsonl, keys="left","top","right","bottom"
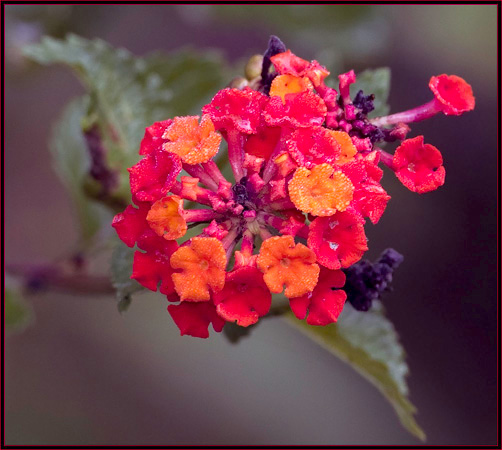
{"left": 6, "top": 262, "right": 115, "bottom": 296}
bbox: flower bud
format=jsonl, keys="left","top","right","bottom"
{"left": 244, "top": 54, "right": 263, "bottom": 80}
{"left": 228, "top": 77, "right": 249, "bottom": 90}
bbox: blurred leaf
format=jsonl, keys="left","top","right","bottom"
{"left": 50, "top": 96, "right": 111, "bottom": 244}
{"left": 212, "top": 5, "right": 372, "bottom": 29}
{"left": 285, "top": 301, "right": 425, "bottom": 441}
{"left": 24, "top": 34, "right": 228, "bottom": 202}
{"left": 110, "top": 242, "right": 143, "bottom": 310}
{"left": 351, "top": 67, "right": 391, "bottom": 117}
{"left": 208, "top": 5, "right": 390, "bottom": 64}
{"left": 5, "top": 285, "right": 33, "bottom": 333}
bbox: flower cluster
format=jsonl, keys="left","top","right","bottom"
{"left": 113, "top": 37, "right": 474, "bottom": 338}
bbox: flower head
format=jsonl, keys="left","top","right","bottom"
{"left": 112, "top": 37, "right": 472, "bottom": 337}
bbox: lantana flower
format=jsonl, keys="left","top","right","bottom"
{"left": 112, "top": 36, "right": 474, "bottom": 338}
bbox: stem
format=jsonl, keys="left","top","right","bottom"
{"left": 375, "top": 147, "right": 394, "bottom": 169}
{"left": 6, "top": 263, "right": 115, "bottom": 295}
{"left": 221, "top": 227, "right": 239, "bottom": 250}
{"left": 370, "top": 99, "right": 439, "bottom": 127}
{"left": 240, "top": 229, "right": 254, "bottom": 255}
{"left": 225, "top": 240, "right": 237, "bottom": 264}
{"left": 201, "top": 160, "right": 228, "bottom": 186}
{"left": 226, "top": 130, "right": 246, "bottom": 182}
{"left": 260, "top": 212, "right": 284, "bottom": 231}
{"left": 170, "top": 180, "right": 182, "bottom": 195}
{"left": 262, "top": 128, "right": 289, "bottom": 183}
{"left": 259, "top": 226, "right": 273, "bottom": 241}
{"left": 184, "top": 209, "right": 221, "bottom": 223}
{"left": 183, "top": 164, "right": 219, "bottom": 191}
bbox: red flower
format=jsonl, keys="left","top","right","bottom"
{"left": 308, "top": 210, "right": 368, "bottom": 270}
{"left": 112, "top": 203, "right": 150, "bottom": 248}
{"left": 429, "top": 74, "right": 475, "bottom": 116}
{"left": 264, "top": 91, "right": 327, "bottom": 128}
{"left": 270, "top": 50, "right": 330, "bottom": 87}
{"left": 168, "top": 301, "right": 225, "bottom": 338}
{"left": 139, "top": 119, "right": 172, "bottom": 155}
{"left": 128, "top": 150, "right": 182, "bottom": 202}
{"left": 270, "top": 50, "right": 310, "bottom": 76}
{"left": 244, "top": 125, "right": 281, "bottom": 160}
{"left": 393, "top": 136, "right": 446, "bottom": 193}
{"left": 132, "top": 239, "right": 179, "bottom": 300}
{"left": 341, "top": 155, "right": 390, "bottom": 224}
{"left": 213, "top": 266, "right": 271, "bottom": 327}
{"left": 289, "top": 267, "right": 347, "bottom": 326}
{"left": 202, "top": 87, "right": 268, "bottom": 134}
{"left": 286, "top": 127, "right": 341, "bottom": 168}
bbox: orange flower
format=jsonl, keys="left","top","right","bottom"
{"left": 170, "top": 237, "right": 226, "bottom": 301}
{"left": 269, "top": 74, "right": 313, "bottom": 104}
{"left": 162, "top": 115, "right": 221, "bottom": 164}
{"left": 288, "top": 163, "right": 354, "bottom": 216}
{"left": 332, "top": 131, "right": 357, "bottom": 164}
{"left": 146, "top": 195, "right": 187, "bottom": 240}
{"left": 257, "top": 235, "right": 319, "bottom": 298}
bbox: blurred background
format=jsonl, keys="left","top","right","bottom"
{"left": 4, "top": 4, "right": 498, "bottom": 445}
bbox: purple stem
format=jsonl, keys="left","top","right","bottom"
{"left": 375, "top": 147, "right": 395, "bottom": 169}
{"left": 370, "top": 99, "right": 439, "bottom": 127}
{"left": 184, "top": 209, "right": 221, "bottom": 223}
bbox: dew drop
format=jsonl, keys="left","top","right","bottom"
{"left": 329, "top": 241, "right": 339, "bottom": 250}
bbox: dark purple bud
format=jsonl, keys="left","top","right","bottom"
{"left": 353, "top": 90, "right": 375, "bottom": 115}
{"left": 260, "top": 35, "right": 287, "bottom": 94}
{"left": 343, "top": 248, "right": 404, "bottom": 311}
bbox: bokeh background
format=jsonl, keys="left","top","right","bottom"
{"left": 4, "top": 4, "right": 498, "bottom": 445}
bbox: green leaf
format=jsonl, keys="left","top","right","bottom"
{"left": 50, "top": 96, "right": 111, "bottom": 244}
{"left": 285, "top": 301, "right": 425, "bottom": 441}
{"left": 351, "top": 67, "right": 391, "bottom": 117}
{"left": 24, "top": 35, "right": 228, "bottom": 197}
{"left": 5, "top": 285, "right": 33, "bottom": 333}
{"left": 110, "top": 242, "right": 143, "bottom": 311}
